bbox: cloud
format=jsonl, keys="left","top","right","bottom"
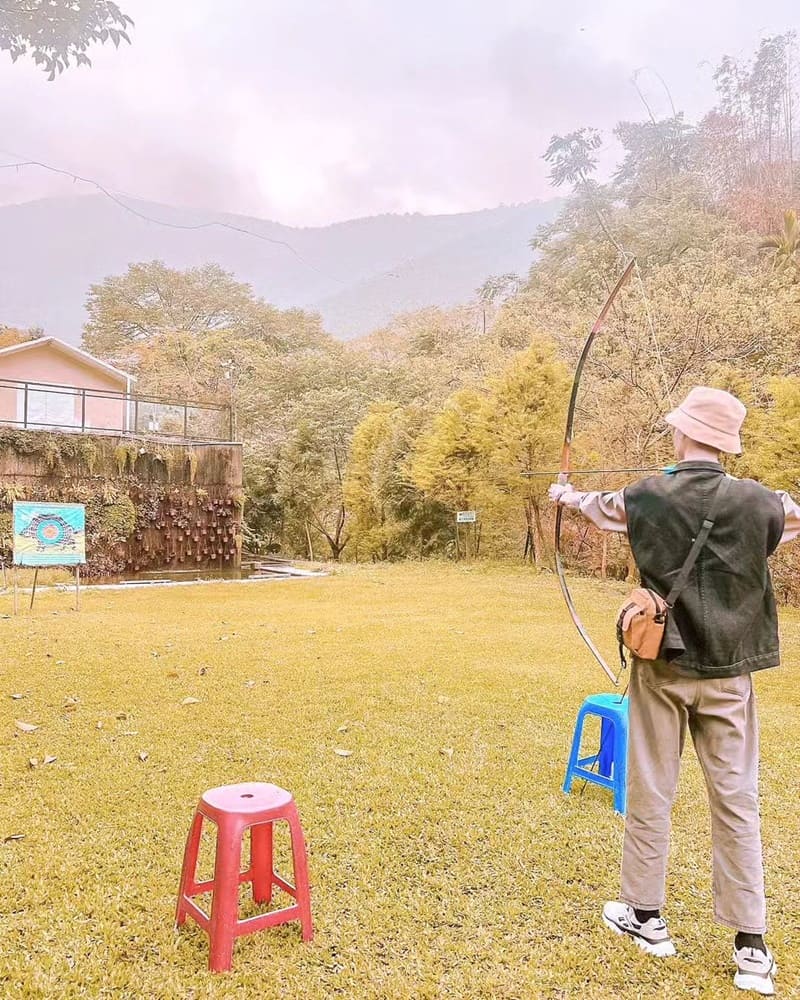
{"left": 0, "top": 0, "right": 796, "bottom": 224}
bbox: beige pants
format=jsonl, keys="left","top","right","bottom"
{"left": 621, "top": 659, "right": 766, "bottom": 933}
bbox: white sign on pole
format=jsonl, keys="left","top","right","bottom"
{"left": 456, "top": 510, "right": 477, "bottom": 523}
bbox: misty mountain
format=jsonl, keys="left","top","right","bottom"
{"left": 0, "top": 194, "right": 560, "bottom": 342}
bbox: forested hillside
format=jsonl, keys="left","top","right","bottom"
{"left": 0, "top": 196, "right": 558, "bottom": 339}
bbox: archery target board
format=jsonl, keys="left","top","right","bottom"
{"left": 13, "top": 502, "right": 86, "bottom": 567}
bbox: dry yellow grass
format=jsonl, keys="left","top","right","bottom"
{"left": 1, "top": 562, "right": 798, "bottom": 999}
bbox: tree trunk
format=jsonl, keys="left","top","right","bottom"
{"left": 532, "top": 497, "right": 549, "bottom": 568}
{"left": 523, "top": 526, "right": 533, "bottom": 563}
{"left": 304, "top": 521, "right": 314, "bottom": 561}
{"left": 315, "top": 504, "right": 349, "bottom": 562}
{"left": 626, "top": 544, "right": 637, "bottom": 584}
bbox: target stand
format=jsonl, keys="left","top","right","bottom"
{"left": 11, "top": 502, "right": 86, "bottom": 614}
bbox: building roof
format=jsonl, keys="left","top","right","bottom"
{"left": 0, "top": 336, "right": 134, "bottom": 384}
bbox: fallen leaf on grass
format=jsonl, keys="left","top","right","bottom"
{"left": 181, "top": 697, "right": 201, "bottom": 706}
{"left": 334, "top": 748, "right": 353, "bottom": 757}
{"left": 14, "top": 720, "right": 39, "bottom": 733}
{"left": 137, "top": 751, "right": 149, "bottom": 762}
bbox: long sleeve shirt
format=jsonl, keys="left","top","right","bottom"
{"left": 559, "top": 484, "right": 800, "bottom": 546}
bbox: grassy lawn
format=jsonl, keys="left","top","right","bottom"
{"left": 1, "top": 563, "right": 798, "bottom": 999}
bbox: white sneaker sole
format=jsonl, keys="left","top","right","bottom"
{"left": 602, "top": 914, "right": 677, "bottom": 958}
{"left": 734, "top": 958, "right": 777, "bottom": 996}
{"left": 733, "top": 971, "right": 775, "bottom": 996}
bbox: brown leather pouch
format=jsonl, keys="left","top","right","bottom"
{"left": 616, "top": 588, "right": 669, "bottom": 660}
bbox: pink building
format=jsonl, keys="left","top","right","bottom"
{"left": 0, "top": 337, "right": 133, "bottom": 434}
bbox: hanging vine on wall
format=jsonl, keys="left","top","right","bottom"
{"left": 0, "top": 431, "right": 242, "bottom": 578}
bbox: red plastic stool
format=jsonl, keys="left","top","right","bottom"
{"left": 175, "top": 781, "right": 313, "bottom": 972}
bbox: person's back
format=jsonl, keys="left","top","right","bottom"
{"left": 625, "top": 463, "right": 784, "bottom": 676}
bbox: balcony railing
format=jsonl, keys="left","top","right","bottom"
{"left": 0, "top": 378, "right": 234, "bottom": 443}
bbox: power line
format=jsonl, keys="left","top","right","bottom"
{"left": 0, "top": 150, "right": 346, "bottom": 286}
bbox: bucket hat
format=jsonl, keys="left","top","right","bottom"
{"left": 664, "top": 387, "right": 746, "bottom": 455}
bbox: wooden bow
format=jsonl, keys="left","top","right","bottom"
{"left": 554, "top": 259, "right": 636, "bottom": 686}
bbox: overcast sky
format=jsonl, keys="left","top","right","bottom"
{"left": 0, "top": 0, "right": 797, "bottom": 226}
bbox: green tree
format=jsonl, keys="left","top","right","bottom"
{"left": 481, "top": 341, "right": 569, "bottom": 564}
{"left": 544, "top": 128, "right": 603, "bottom": 189}
{"left": 739, "top": 376, "right": 800, "bottom": 602}
{"left": 345, "top": 406, "right": 399, "bottom": 560}
{"left": 410, "top": 388, "right": 487, "bottom": 514}
{"left": 345, "top": 404, "right": 451, "bottom": 560}
{"left": 613, "top": 115, "right": 696, "bottom": 203}
{"left": 698, "top": 33, "right": 798, "bottom": 228}
{"left": 84, "top": 261, "right": 324, "bottom": 372}
{"left": 743, "top": 377, "right": 800, "bottom": 490}
{"left": 0, "top": 325, "right": 39, "bottom": 348}
{"left": 82, "top": 260, "right": 349, "bottom": 558}
{"left": 275, "top": 422, "right": 349, "bottom": 561}
{"left": 0, "top": 0, "right": 132, "bottom": 79}
{"left": 759, "top": 209, "right": 800, "bottom": 270}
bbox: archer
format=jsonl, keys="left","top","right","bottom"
{"left": 550, "top": 386, "right": 799, "bottom": 997}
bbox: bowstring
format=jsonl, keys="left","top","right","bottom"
{"left": 631, "top": 257, "right": 675, "bottom": 410}
{"left": 585, "top": 186, "right": 674, "bottom": 415}
{"left": 595, "top": 247, "right": 674, "bottom": 466}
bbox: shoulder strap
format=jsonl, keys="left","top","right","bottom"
{"left": 665, "top": 476, "right": 732, "bottom": 608}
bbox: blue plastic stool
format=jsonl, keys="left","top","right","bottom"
{"left": 563, "top": 693, "right": 629, "bottom": 814}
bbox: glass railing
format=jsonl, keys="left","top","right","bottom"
{"left": 0, "top": 378, "right": 233, "bottom": 442}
